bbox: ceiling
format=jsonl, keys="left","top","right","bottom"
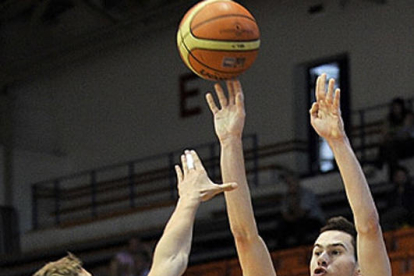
{"left": 0, "top": 0, "right": 196, "bottom": 84}
{"left": 0, "top": 0, "right": 387, "bottom": 85}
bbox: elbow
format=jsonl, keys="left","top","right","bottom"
{"left": 230, "top": 225, "right": 259, "bottom": 242}
{"left": 231, "top": 226, "right": 260, "bottom": 245}
{"left": 355, "top": 211, "right": 381, "bottom": 235}
{"left": 168, "top": 253, "right": 189, "bottom": 276}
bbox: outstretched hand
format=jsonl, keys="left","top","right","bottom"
{"left": 205, "top": 80, "right": 245, "bottom": 142}
{"left": 309, "top": 74, "right": 346, "bottom": 142}
{"left": 175, "top": 150, "right": 238, "bottom": 202}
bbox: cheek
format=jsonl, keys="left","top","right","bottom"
{"left": 309, "top": 257, "right": 317, "bottom": 270}
{"left": 334, "top": 257, "right": 356, "bottom": 273}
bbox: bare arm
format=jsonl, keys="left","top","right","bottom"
{"left": 310, "top": 74, "right": 391, "bottom": 276}
{"left": 148, "top": 150, "right": 237, "bottom": 276}
{"left": 206, "top": 80, "right": 276, "bottom": 276}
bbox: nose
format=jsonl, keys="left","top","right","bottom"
{"left": 317, "top": 252, "right": 329, "bottom": 267}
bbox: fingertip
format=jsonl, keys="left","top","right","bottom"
{"left": 235, "top": 92, "right": 244, "bottom": 103}
{"left": 190, "top": 149, "right": 198, "bottom": 158}
{"left": 224, "top": 183, "right": 238, "bottom": 191}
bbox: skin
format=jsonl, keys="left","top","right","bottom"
{"left": 310, "top": 230, "right": 358, "bottom": 276}
{"left": 309, "top": 74, "right": 391, "bottom": 276}
{"left": 206, "top": 80, "right": 276, "bottom": 276}
{"left": 36, "top": 151, "right": 237, "bottom": 276}
{"left": 147, "top": 150, "right": 237, "bottom": 276}
{"left": 206, "top": 74, "right": 391, "bottom": 276}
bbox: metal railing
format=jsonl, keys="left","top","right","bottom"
{"left": 31, "top": 134, "right": 259, "bottom": 230}
{"left": 30, "top": 96, "right": 414, "bottom": 230}
{"left": 351, "top": 97, "right": 413, "bottom": 165}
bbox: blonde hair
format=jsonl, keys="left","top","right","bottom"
{"left": 33, "top": 253, "right": 83, "bottom": 276}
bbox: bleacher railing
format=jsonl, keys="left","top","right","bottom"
{"left": 30, "top": 96, "right": 414, "bottom": 230}
{"left": 31, "top": 134, "right": 259, "bottom": 230}
{"left": 351, "top": 97, "right": 413, "bottom": 165}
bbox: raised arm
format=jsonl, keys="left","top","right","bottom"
{"left": 309, "top": 74, "right": 391, "bottom": 276}
{"left": 206, "top": 80, "right": 276, "bottom": 276}
{"left": 148, "top": 150, "right": 237, "bottom": 276}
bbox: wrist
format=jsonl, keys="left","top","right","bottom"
{"left": 219, "top": 135, "right": 242, "bottom": 146}
{"left": 327, "top": 135, "right": 350, "bottom": 150}
{"left": 178, "top": 196, "right": 200, "bottom": 208}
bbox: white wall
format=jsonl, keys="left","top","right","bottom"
{"left": 4, "top": 0, "right": 414, "bottom": 251}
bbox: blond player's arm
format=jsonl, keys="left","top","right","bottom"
{"left": 206, "top": 81, "right": 276, "bottom": 276}
{"left": 310, "top": 74, "right": 391, "bottom": 276}
{"left": 148, "top": 151, "right": 237, "bottom": 276}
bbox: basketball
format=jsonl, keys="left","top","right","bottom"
{"left": 177, "top": 0, "right": 260, "bottom": 81}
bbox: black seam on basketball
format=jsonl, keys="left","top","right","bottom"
{"left": 182, "top": 30, "right": 260, "bottom": 43}
{"left": 190, "top": 15, "right": 257, "bottom": 39}
{"left": 187, "top": 48, "right": 257, "bottom": 74}
{"left": 191, "top": 14, "right": 256, "bottom": 30}
{"left": 181, "top": 25, "right": 260, "bottom": 44}
{"left": 179, "top": 1, "right": 259, "bottom": 79}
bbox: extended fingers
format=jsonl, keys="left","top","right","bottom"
{"left": 334, "top": 88, "right": 341, "bottom": 110}
{"left": 326, "top": 78, "right": 335, "bottom": 104}
{"left": 226, "top": 80, "right": 235, "bottom": 104}
{"left": 206, "top": 93, "right": 219, "bottom": 114}
{"left": 181, "top": 152, "right": 189, "bottom": 176}
{"left": 235, "top": 92, "right": 245, "bottom": 112}
{"left": 316, "top": 73, "right": 327, "bottom": 102}
{"left": 175, "top": 165, "right": 183, "bottom": 186}
{"left": 185, "top": 150, "right": 195, "bottom": 170}
{"left": 214, "top": 83, "right": 228, "bottom": 108}
{"left": 189, "top": 150, "right": 205, "bottom": 171}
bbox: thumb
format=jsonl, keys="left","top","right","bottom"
{"left": 200, "top": 182, "right": 238, "bottom": 202}
{"left": 219, "top": 182, "right": 238, "bottom": 192}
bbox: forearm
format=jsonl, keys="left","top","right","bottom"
{"left": 329, "top": 137, "right": 379, "bottom": 232}
{"left": 330, "top": 138, "right": 391, "bottom": 276}
{"left": 221, "top": 137, "right": 275, "bottom": 276}
{"left": 149, "top": 198, "right": 199, "bottom": 276}
{"left": 221, "top": 137, "right": 258, "bottom": 237}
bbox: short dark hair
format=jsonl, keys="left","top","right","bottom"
{"left": 320, "top": 216, "right": 357, "bottom": 261}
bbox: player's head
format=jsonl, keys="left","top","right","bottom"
{"left": 310, "top": 216, "right": 360, "bottom": 276}
{"left": 33, "top": 253, "right": 91, "bottom": 276}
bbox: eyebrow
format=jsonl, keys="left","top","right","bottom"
{"left": 314, "top": 243, "right": 347, "bottom": 250}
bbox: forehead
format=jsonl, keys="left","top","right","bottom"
{"left": 315, "top": 230, "right": 354, "bottom": 250}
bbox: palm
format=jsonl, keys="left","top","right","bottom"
{"left": 310, "top": 74, "right": 345, "bottom": 141}
{"left": 214, "top": 104, "right": 245, "bottom": 140}
{"left": 176, "top": 150, "right": 237, "bottom": 202}
{"left": 206, "top": 80, "right": 245, "bottom": 142}
{"left": 178, "top": 169, "right": 217, "bottom": 201}
{"left": 311, "top": 101, "right": 344, "bottom": 140}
